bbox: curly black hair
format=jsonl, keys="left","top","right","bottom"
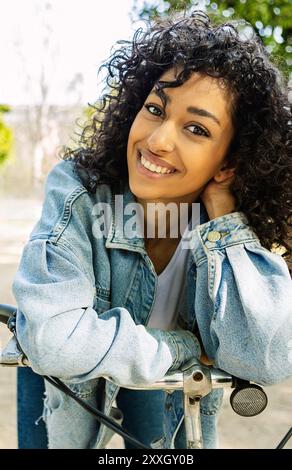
{"left": 62, "top": 10, "right": 292, "bottom": 262}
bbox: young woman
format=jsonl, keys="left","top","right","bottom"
{"left": 14, "top": 11, "right": 291, "bottom": 449}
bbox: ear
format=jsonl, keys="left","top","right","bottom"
{"left": 213, "top": 163, "right": 236, "bottom": 183}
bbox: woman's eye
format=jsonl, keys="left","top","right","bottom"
{"left": 144, "top": 104, "right": 163, "bottom": 116}
{"left": 187, "top": 125, "right": 209, "bottom": 137}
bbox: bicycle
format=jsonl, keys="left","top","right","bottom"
{"left": 0, "top": 303, "right": 291, "bottom": 449}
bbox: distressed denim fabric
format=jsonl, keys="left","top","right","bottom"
{"left": 13, "top": 161, "right": 292, "bottom": 449}
{"left": 17, "top": 368, "right": 166, "bottom": 449}
{"left": 17, "top": 368, "right": 47, "bottom": 449}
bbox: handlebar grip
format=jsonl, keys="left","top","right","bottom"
{"left": 0, "top": 304, "right": 16, "bottom": 325}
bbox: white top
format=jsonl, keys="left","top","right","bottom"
{"left": 147, "top": 220, "right": 197, "bottom": 331}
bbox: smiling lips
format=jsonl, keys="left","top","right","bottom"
{"left": 139, "top": 149, "right": 177, "bottom": 175}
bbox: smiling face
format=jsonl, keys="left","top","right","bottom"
{"left": 126, "top": 69, "right": 235, "bottom": 206}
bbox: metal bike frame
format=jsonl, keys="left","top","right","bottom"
{"left": 111, "top": 361, "right": 233, "bottom": 449}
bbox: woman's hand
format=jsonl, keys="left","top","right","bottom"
{"left": 200, "top": 170, "right": 236, "bottom": 220}
{"left": 200, "top": 352, "right": 214, "bottom": 366}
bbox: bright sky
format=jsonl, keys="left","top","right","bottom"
{"left": 0, "top": 0, "right": 146, "bottom": 106}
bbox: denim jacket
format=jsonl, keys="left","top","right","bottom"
{"left": 12, "top": 161, "right": 292, "bottom": 449}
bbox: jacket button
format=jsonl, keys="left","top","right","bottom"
{"left": 207, "top": 231, "right": 221, "bottom": 242}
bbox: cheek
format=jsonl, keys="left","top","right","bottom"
{"left": 184, "top": 153, "right": 217, "bottom": 177}
{"left": 127, "top": 120, "right": 141, "bottom": 154}
{"left": 127, "top": 123, "right": 135, "bottom": 147}
{"left": 181, "top": 155, "right": 223, "bottom": 189}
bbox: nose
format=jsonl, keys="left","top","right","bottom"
{"left": 147, "top": 121, "right": 176, "bottom": 154}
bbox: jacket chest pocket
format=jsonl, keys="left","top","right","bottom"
{"left": 93, "top": 286, "right": 111, "bottom": 315}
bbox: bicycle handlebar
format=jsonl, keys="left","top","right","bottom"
{"left": 0, "top": 303, "right": 16, "bottom": 324}
{"left": 0, "top": 303, "right": 233, "bottom": 388}
{"left": 0, "top": 303, "right": 269, "bottom": 437}
{"left": 112, "top": 367, "right": 233, "bottom": 392}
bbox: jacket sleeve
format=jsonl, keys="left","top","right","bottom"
{"left": 12, "top": 237, "right": 201, "bottom": 386}
{"left": 191, "top": 211, "right": 292, "bottom": 386}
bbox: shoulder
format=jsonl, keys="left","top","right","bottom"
{"left": 30, "top": 160, "right": 113, "bottom": 241}
{"left": 46, "top": 158, "right": 84, "bottom": 193}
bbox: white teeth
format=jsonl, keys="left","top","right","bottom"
{"left": 140, "top": 155, "right": 175, "bottom": 174}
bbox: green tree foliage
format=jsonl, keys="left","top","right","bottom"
{"left": 0, "top": 105, "right": 13, "bottom": 167}
{"left": 132, "top": 0, "right": 292, "bottom": 77}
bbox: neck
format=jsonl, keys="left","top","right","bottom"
{"left": 136, "top": 191, "right": 201, "bottom": 242}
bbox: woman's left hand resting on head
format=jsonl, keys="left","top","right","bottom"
{"left": 200, "top": 167, "right": 236, "bottom": 220}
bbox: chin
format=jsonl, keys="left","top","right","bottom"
{"left": 128, "top": 180, "right": 160, "bottom": 200}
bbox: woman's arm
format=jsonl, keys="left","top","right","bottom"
{"left": 191, "top": 211, "right": 292, "bottom": 385}
{"left": 12, "top": 237, "right": 201, "bottom": 386}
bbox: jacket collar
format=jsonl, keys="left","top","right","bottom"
{"left": 105, "top": 183, "right": 145, "bottom": 253}
{"left": 105, "top": 184, "right": 209, "bottom": 253}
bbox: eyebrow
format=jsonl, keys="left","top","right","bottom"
{"left": 149, "top": 88, "right": 221, "bottom": 127}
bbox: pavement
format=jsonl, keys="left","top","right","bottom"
{"left": 0, "top": 198, "right": 291, "bottom": 449}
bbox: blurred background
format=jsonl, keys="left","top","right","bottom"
{"left": 0, "top": 0, "right": 291, "bottom": 449}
